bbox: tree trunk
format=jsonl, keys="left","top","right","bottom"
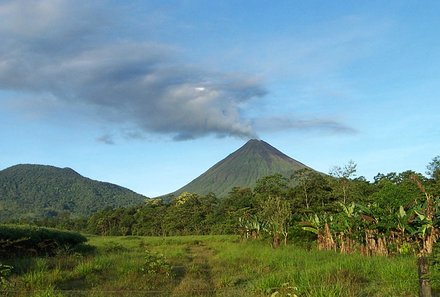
{"left": 272, "top": 233, "right": 280, "bottom": 248}
{"left": 304, "top": 186, "right": 309, "bottom": 209}
{"left": 342, "top": 185, "right": 347, "bottom": 204}
{"left": 418, "top": 256, "right": 432, "bottom": 297}
{"left": 283, "top": 231, "right": 288, "bottom": 246}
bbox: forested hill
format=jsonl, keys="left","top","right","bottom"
{"left": 0, "top": 164, "right": 147, "bottom": 221}
{"left": 172, "top": 139, "right": 313, "bottom": 197}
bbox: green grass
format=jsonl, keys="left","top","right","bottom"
{"left": 207, "top": 240, "right": 418, "bottom": 296}
{"left": 0, "top": 235, "right": 423, "bottom": 296}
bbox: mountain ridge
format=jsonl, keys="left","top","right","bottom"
{"left": 0, "top": 164, "right": 147, "bottom": 221}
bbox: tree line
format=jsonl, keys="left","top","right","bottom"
{"left": 17, "top": 157, "right": 439, "bottom": 247}
{"left": 8, "top": 156, "right": 440, "bottom": 295}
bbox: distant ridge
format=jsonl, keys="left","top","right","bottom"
{"left": 171, "top": 139, "right": 312, "bottom": 197}
{"left": 0, "top": 164, "right": 147, "bottom": 221}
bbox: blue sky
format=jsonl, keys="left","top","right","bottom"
{"left": 1, "top": 0, "right": 439, "bottom": 197}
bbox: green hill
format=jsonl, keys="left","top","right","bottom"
{"left": 0, "top": 164, "right": 146, "bottom": 221}
{"left": 172, "top": 139, "right": 312, "bottom": 197}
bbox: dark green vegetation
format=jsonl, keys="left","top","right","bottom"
{"left": 172, "top": 139, "right": 311, "bottom": 197}
{"left": 24, "top": 159, "right": 439, "bottom": 247}
{"left": 0, "top": 164, "right": 146, "bottom": 221}
{"left": 1, "top": 143, "right": 439, "bottom": 295}
{"left": 0, "top": 235, "right": 420, "bottom": 296}
{"left": 25, "top": 156, "right": 435, "bottom": 295}
{"left": 0, "top": 225, "right": 87, "bottom": 257}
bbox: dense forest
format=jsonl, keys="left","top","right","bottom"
{"left": 16, "top": 158, "right": 439, "bottom": 251}
{"left": 0, "top": 164, "right": 146, "bottom": 221}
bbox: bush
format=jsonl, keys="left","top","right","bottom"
{"left": 141, "top": 250, "right": 173, "bottom": 277}
{"left": 0, "top": 263, "right": 13, "bottom": 287}
{"left": 0, "top": 224, "right": 87, "bottom": 257}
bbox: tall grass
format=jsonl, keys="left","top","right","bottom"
{"left": 207, "top": 239, "right": 417, "bottom": 296}
{"left": 1, "top": 235, "right": 421, "bottom": 296}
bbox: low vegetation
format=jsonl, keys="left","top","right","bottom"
{"left": 0, "top": 225, "right": 87, "bottom": 256}
{"left": 0, "top": 235, "right": 422, "bottom": 296}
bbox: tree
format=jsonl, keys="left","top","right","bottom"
{"left": 254, "top": 174, "right": 289, "bottom": 199}
{"left": 291, "top": 169, "right": 331, "bottom": 210}
{"left": 329, "top": 160, "right": 357, "bottom": 204}
{"left": 215, "top": 187, "right": 257, "bottom": 234}
{"left": 259, "top": 196, "right": 292, "bottom": 247}
{"left": 426, "top": 156, "right": 440, "bottom": 181}
{"left": 410, "top": 175, "right": 439, "bottom": 297}
{"left": 292, "top": 169, "right": 314, "bottom": 209}
{"left": 426, "top": 156, "right": 440, "bottom": 198}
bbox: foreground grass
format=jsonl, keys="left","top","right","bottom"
{"left": 1, "top": 235, "right": 420, "bottom": 296}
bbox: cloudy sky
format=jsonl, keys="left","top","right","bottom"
{"left": 1, "top": 0, "right": 439, "bottom": 196}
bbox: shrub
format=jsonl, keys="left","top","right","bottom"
{"left": 0, "top": 224, "right": 87, "bottom": 257}
{"left": 141, "top": 250, "right": 173, "bottom": 277}
{"left": 0, "top": 263, "right": 13, "bottom": 287}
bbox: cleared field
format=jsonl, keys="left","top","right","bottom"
{"left": 1, "top": 235, "right": 420, "bottom": 296}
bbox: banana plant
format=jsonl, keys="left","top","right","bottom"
{"left": 394, "top": 205, "right": 416, "bottom": 254}
{"left": 301, "top": 213, "right": 336, "bottom": 251}
{"left": 333, "top": 202, "right": 358, "bottom": 253}
{"left": 410, "top": 174, "right": 440, "bottom": 297}
{"left": 238, "top": 215, "right": 265, "bottom": 240}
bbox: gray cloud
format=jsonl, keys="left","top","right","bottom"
{"left": 0, "top": 0, "right": 265, "bottom": 141}
{"left": 254, "top": 117, "right": 357, "bottom": 134}
{"left": 0, "top": 0, "right": 355, "bottom": 141}
{"left": 97, "top": 134, "right": 115, "bottom": 145}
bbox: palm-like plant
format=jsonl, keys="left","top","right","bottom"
{"left": 301, "top": 213, "right": 336, "bottom": 251}
{"left": 238, "top": 215, "right": 265, "bottom": 240}
{"left": 410, "top": 174, "right": 440, "bottom": 297}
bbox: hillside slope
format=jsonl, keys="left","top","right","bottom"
{"left": 172, "top": 139, "right": 312, "bottom": 197}
{"left": 0, "top": 164, "right": 146, "bottom": 221}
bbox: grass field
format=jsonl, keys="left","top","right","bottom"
{"left": 0, "top": 235, "right": 422, "bottom": 296}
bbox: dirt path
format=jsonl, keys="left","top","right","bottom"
{"left": 172, "top": 243, "right": 216, "bottom": 296}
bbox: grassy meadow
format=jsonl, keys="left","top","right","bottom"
{"left": 0, "top": 234, "right": 421, "bottom": 297}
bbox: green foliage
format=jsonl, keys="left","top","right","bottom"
{"left": 141, "top": 250, "right": 173, "bottom": 277}
{"left": 427, "top": 155, "right": 440, "bottom": 180}
{"left": 0, "top": 263, "right": 13, "bottom": 288}
{"left": 329, "top": 160, "right": 357, "bottom": 204}
{"left": 0, "top": 164, "right": 146, "bottom": 221}
{"left": 430, "top": 243, "right": 440, "bottom": 291}
{"left": 255, "top": 174, "right": 289, "bottom": 198}
{"left": 258, "top": 195, "right": 292, "bottom": 247}
{"left": 0, "top": 225, "right": 87, "bottom": 256}
{"left": 291, "top": 168, "right": 331, "bottom": 210}
{"left": 101, "top": 241, "right": 129, "bottom": 253}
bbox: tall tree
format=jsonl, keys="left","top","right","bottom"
{"left": 291, "top": 169, "right": 331, "bottom": 210}
{"left": 254, "top": 174, "right": 289, "bottom": 199}
{"left": 329, "top": 160, "right": 357, "bottom": 204}
{"left": 259, "top": 196, "right": 292, "bottom": 247}
{"left": 426, "top": 156, "right": 440, "bottom": 181}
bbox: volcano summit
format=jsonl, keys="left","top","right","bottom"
{"left": 172, "top": 139, "right": 312, "bottom": 197}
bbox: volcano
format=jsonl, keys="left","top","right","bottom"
{"left": 172, "top": 139, "right": 312, "bottom": 197}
